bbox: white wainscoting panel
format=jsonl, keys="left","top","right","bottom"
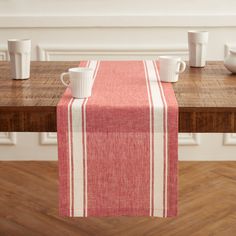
{"left": 0, "top": 133, "right": 57, "bottom": 160}
{"left": 38, "top": 44, "right": 188, "bottom": 61}
{"left": 223, "top": 133, "right": 236, "bottom": 146}
{"left": 0, "top": 133, "right": 17, "bottom": 145}
{"left": 179, "top": 133, "right": 236, "bottom": 161}
{"left": 178, "top": 133, "right": 200, "bottom": 146}
{"left": 0, "top": 47, "right": 8, "bottom": 61}
{"left": 0, "top": 49, "right": 8, "bottom": 61}
{"left": 40, "top": 132, "right": 57, "bottom": 145}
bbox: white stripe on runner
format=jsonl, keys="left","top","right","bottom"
{"left": 153, "top": 61, "right": 168, "bottom": 217}
{"left": 90, "top": 60, "right": 100, "bottom": 84}
{"left": 143, "top": 61, "right": 153, "bottom": 216}
{"left": 71, "top": 98, "right": 86, "bottom": 216}
{"left": 145, "top": 60, "right": 165, "bottom": 217}
{"left": 69, "top": 61, "right": 98, "bottom": 216}
{"left": 83, "top": 97, "right": 88, "bottom": 216}
{"left": 67, "top": 98, "right": 73, "bottom": 217}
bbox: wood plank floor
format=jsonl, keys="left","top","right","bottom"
{"left": 0, "top": 162, "right": 235, "bottom": 236}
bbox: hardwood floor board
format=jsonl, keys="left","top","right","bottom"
{"left": 0, "top": 162, "right": 58, "bottom": 188}
{"left": 0, "top": 218, "right": 43, "bottom": 236}
{"left": 149, "top": 201, "right": 231, "bottom": 236}
{"left": 0, "top": 179, "right": 56, "bottom": 213}
{"left": 192, "top": 213, "right": 236, "bottom": 236}
{"left": 213, "top": 166, "right": 236, "bottom": 182}
{"left": 9, "top": 162, "right": 59, "bottom": 181}
{"left": 0, "top": 161, "right": 236, "bottom": 236}
{"left": 0, "top": 166, "right": 57, "bottom": 202}
{"left": 1, "top": 204, "right": 91, "bottom": 236}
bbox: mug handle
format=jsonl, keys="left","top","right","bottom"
{"left": 176, "top": 61, "right": 186, "bottom": 74}
{"left": 60, "top": 72, "right": 70, "bottom": 87}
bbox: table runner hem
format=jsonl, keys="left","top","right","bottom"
{"left": 59, "top": 208, "right": 177, "bottom": 217}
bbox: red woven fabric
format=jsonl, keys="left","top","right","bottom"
{"left": 57, "top": 61, "right": 178, "bottom": 217}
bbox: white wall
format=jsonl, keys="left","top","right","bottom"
{"left": 0, "top": 1, "right": 236, "bottom": 160}
{"left": 1, "top": 0, "right": 236, "bottom": 15}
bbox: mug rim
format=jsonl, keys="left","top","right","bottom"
{"left": 188, "top": 30, "right": 208, "bottom": 34}
{"left": 8, "top": 39, "right": 31, "bottom": 42}
{"left": 158, "top": 56, "right": 181, "bottom": 60}
{"left": 69, "top": 67, "right": 94, "bottom": 73}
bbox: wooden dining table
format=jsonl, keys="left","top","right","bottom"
{"left": 0, "top": 61, "right": 235, "bottom": 133}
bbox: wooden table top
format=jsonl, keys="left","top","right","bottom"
{"left": 0, "top": 61, "right": 235, "bottom": 132}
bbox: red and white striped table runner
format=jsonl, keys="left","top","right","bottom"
{"left": 57, "top": 60, "right": 178, "bottom": 217}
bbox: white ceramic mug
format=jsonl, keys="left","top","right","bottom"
{"left": 60, "top": 67, "right": 94, "bottom": 98}
{"left": 188, "top": 31, "right": 208, "bottom": 67}
{"left": 8, "top": 39, "right": 31, "bottom": 79}
{"left": 158, "top": 56, "right": 186, "bottom": 83}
